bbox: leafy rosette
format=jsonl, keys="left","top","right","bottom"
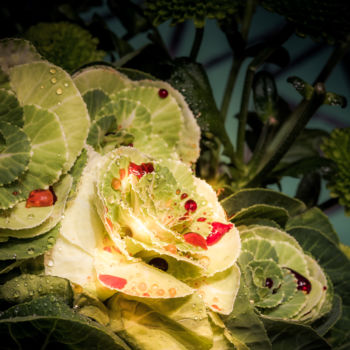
{"left": 73, "top": 65, "right": 200, "bottom": 164}
{"left": 238, "top": 225, "right": 332, "bottom": 323}
{"left": 0, "top": 38, "right": 89, "bottom": 266}
{"left": 47, "top": 147, "right": 241, "bottom": 315}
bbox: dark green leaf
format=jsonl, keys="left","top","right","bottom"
{"left": 68, "top": 148, "right": 88, "bottom": 201}
{"left": 253, "top": 71, "right": 278, "bottom": 123}
{"left": 286, "top": 207, "right": 339, "bottom": 245}
{"left": 0, "top": 274, "right": 73, "bottom": 305}
{"left": 0, "top": 295, "right": 130, "bottom": 350}
{"left": 221, "top": 188, "right": 306, "bottom": 219}
{"left": 232, "top": 204, "right": 289, "bottom": 227}
{"left": 0, "top": 224, "right": 59, "bottom": 260}
{"left": 261, "top": 316, "right": 331, "bottom": 349}
{"left": 222, "top": 283, "right": 272, "bottom": 350}
{"left": 296, "top": 172, "right": 321, "bottom": 207}
{"left": 324, "top": 91, "right": 347, "bottom": 108}
{"left": 314, "top": 294, "right": 342, "bottom": 336}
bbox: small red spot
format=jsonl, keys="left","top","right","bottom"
{"left": 206, "top": 222, "right": 233, "bottom": 246}
{"left": 158, "top": 88, "right": 168, "bottom": 98}
{"left": 106, "top": 217, "right": 114, "bottom": 231}
{"left": 184, "top": 199, "right": 197, "bottom": 212}
{"left": 103, "top": 246, "right": 112, "bottom": 253}
{"left": 26, "top": 189, "right": 55, "bottom": 208}
{"left": 265, "top": 278, "right": 274, "bottom": 288}
{"left": 197, "top": 217, "right": 206, "bottom": 222}
{"left": 143, "top": 292, "right": 150, "bottom": 297}
{"left": 12, "top": 191, "right": 18, "bottom": 196}
{"left": 323, "top": 286, "right": 327, "bottom": 291}
{"left": 181, "top": 193, "right": 188, "bottom": 200}
{"left": 127, "top": 143, "right": 134, "bottom": 147}
{"left": 119, "top": 168, "right": 126, "bottom": 180}
{"left": 128, "top": 162, "right": 154, "bottom": 179}
{"left": 183, "top": 232, "right": 207, "bottom": 250}
{"left": 99, "top": 274, "right": 127, "bottom": 289}
{"left": 211, "top": 304, "right": 221, "bottom": 311}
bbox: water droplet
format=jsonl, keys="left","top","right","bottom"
{"left": 47, "top": 260, "right": 54, "bottom": 267}
{"left": 51, "top": 77, "right": 57, "bottom": 84}
{"left": 56, "top": 88, "right": 63, "bottom": 95}
{"left": 40, "top": 85, "right": 44, "bottom": 89}
{"left": 27, "top": 248, "right": 35, "bottom": 255}
{"left": 64, "top": 83, "right": 69, "bottom": 87}
{"left": 29, "top": 290, "right": 34, "bottom": 296}
{"left": 50, "top": 68, "right": 56, "bottom": 74}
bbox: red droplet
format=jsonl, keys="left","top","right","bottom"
{"left": 106, "top": 217, "right": 114, "bottom": 231}
{"left": 323, "top": 286, "right": 327, "bottom": 291}
{"left": 26, "top": 189, "right": 55, "bottom": 208}
{"left": 158, "top": 88, "right": 168, "bottom": 98}
{"left": 12, "top": 191, "right": 18, "bottom": 196}
{"left": 103, "top": 246, "right": 112, "bottom": 253}
{"left": 128, "top": 162, "right": 154, "bottom": 179}
{"left": 98, "top": 274, "right": 127, "bottom": 289}
{"left": 211, "top": 304, "right": 221, "bottom": 311}
{"left": 206, "top": 222, "right": 233, "bottom": 246}
{"left": 288, "top": 268, "right": 312, "bottom": 294}
{"left": 197, "top": 217, "right": 206, "bottom": 222}
{"left": 184, "top": 199, "right": 197, "bottom": 212}
{"left": 183, "top": 232, "right": 207, "bottom": 250}
{"left": 265, "top": 278, "right": 274, "bottom": 288}
{"left": 181, "top": 193, "right": 188, "bottom": 200}
{"left": 119, "top": 168, "right": 126, "bottom": 180}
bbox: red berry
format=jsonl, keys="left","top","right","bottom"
{"left": 184, "top": 199, "right": 197, "bottom": 212}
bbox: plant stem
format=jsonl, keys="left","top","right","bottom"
{"left": 220, "top": 57, "right": 243, "bottom": 120}
{"left": 190, "top": 27, "right": 204, "bottom": 61}
{"left": 313, "top": 40, "right": 350, "bottom": 84}
{"left": 245, "top": 83, "right": 326, "bottom": 187}
{"left": 220, "top": 0, "right": 256, "bottom": 121}
{"left": 236, "top": 24, "right": 294, "bottom": 161}
{"left": 318, "top": 198, "right": 339, "bottom": 211}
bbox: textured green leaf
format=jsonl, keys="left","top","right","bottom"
{"left": 0, "top": 274, "right": 73, "bottom": 304}
{"left": 0, "top": 175, "right": 72, "bottom": 238}
{"left": 286, "top": 207, "right": 339, "bottom": 245}
{"left": 0, "top": 295, "right": 130, "bottom": 350}
{"left": 0, "top": 121, "right": 31, "bottom": 187}
{"left": 0, "top": 88, "right": 23, "bottom": 127}
{"left": 221, "top": 188, "right": 306, "bottom": 219}
{"left": 9, "top": 60, "right": 90, "bottom": 172}
{"left": 261, "top": 316, "right": 331, "bottom": 350}
{"left": 0, "top": 224, "right": 59, "bottom": 260}
{"left": 222, "top": 282, "right": 272, "bottom": 350}
{"left": 232, "top": 204, "right": 289, "bottom": 227}
{"left": 0, "top": 38, "right": 42, "bottom": 75}
{"left": 0, "top": 104, "right": 68, "bottom": 209}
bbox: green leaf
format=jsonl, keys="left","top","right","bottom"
{"left": 232, "top": 204, "right": 289, "bottom": 227}
{"left": 0, "top": 224, "right": 59, "bottom": 260}
{"left": 286, "top": 207, "right": 340, "bottom": 245}
{"left": 0, "top": 295, "right": 130, "bottom": 350}
{"left": 261, "top": 316, "right": 331, "bottom": 349}
{"left": 0, "top": 274, "right": 73, "bottom": 304}
{"left": 0, "top": 88, "right": 23, "bottom": 127}
{"left": 165, "top": 58, "right": 234, "bottom": 160}
{"left": 221, "top": 188, "right": 306, "bottom": 219}
{"left": 222, "top": 282, "right": 272, "bottom": 350}
{"left": 108, "top": 293, "right": 213, "bottom": 350}
{"left": 0, "top": 121, "right": 31, "bottom": 187}
{"left": 0, "top": 174, "right": 72, "bottom": 238}
{"left": 9, "top": 60, "right": 90, "bottom": 173}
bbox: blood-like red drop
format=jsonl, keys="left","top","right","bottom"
{"left": 158, "top": 88, "right": 168, "bottom": 98}
{"left": 128, "top": 162, "right": 154, "bottom": 179}
{"left": 265, "top": 278, "right": 274, "bottom": 288}
{"left": 26, "top": 189, "right": 55, "bottom": 208}
{"left": 288, "top": 268, "right": 312, "bottom": 294}
{"left": 183, "top": 232, "right": 208, "bottom": 250}
{"left": 184, "top": 199, "right": 197, "bottom": 212}
{"left": 98, "top": 274, "right": 127, "bottom": 289}
{"left": 206, "top": 222, "right": 233, "bottom": 246}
